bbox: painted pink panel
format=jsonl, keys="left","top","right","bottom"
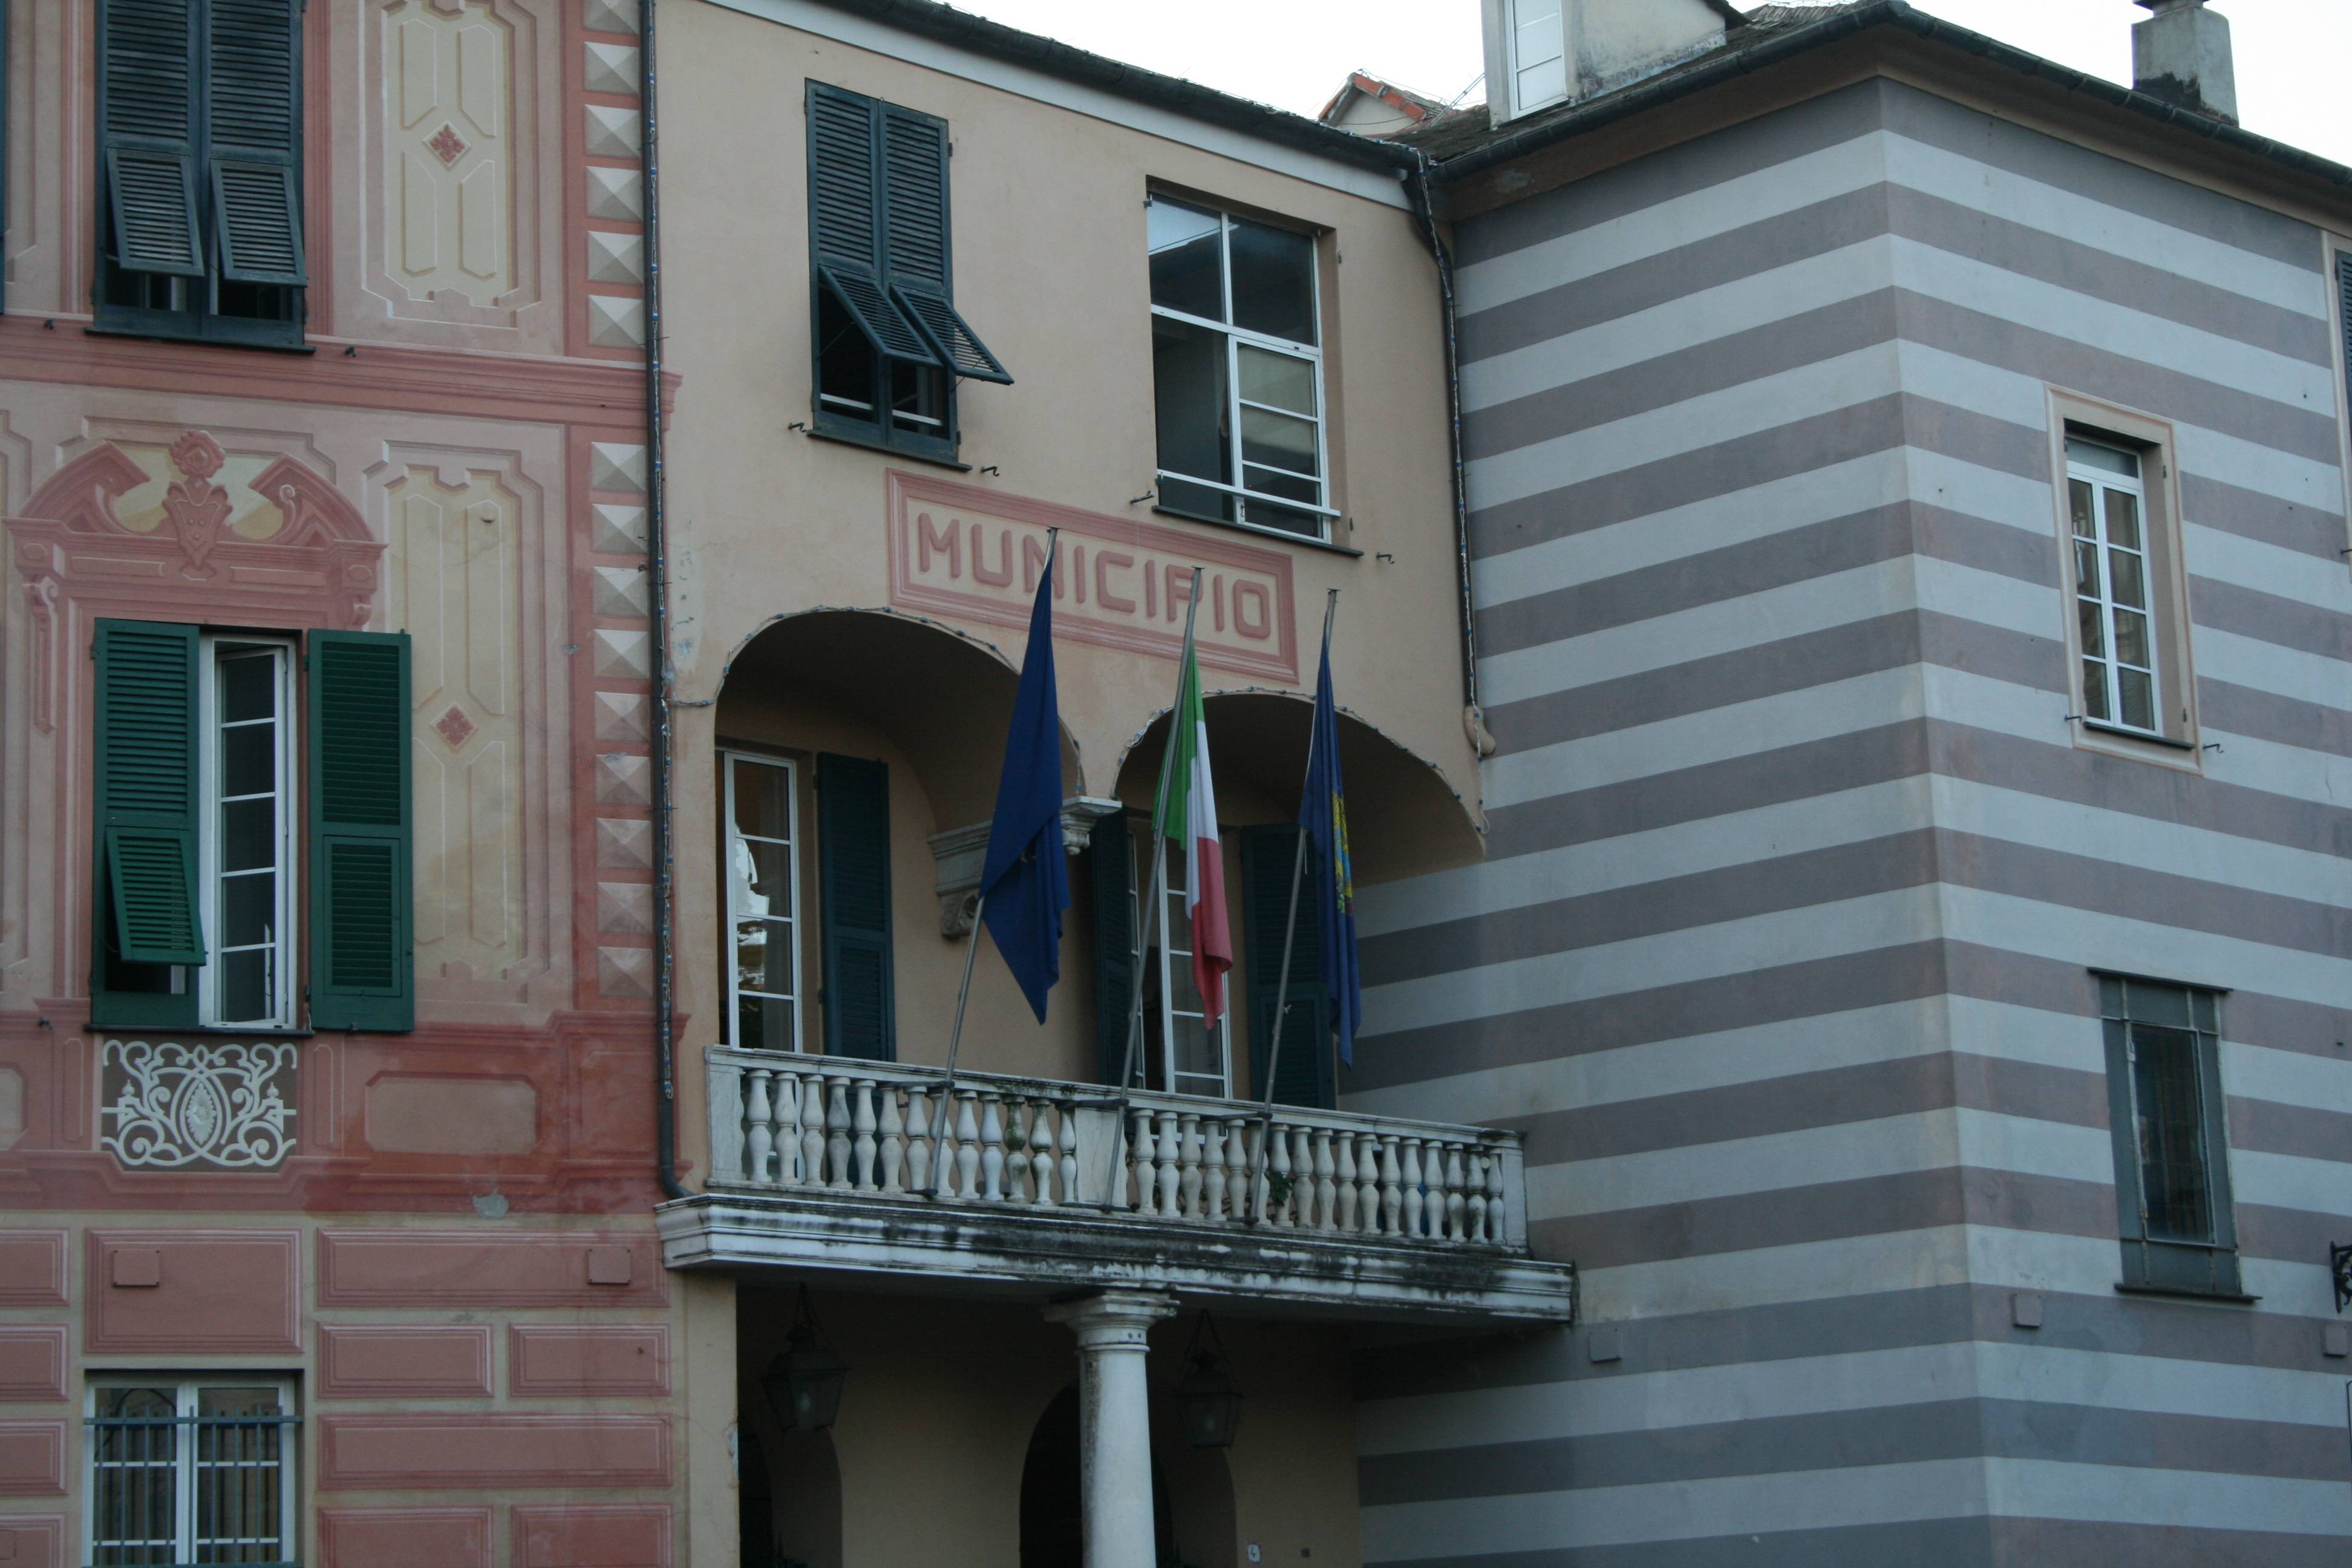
{"left": 0, "top": 1328, "right": 68, "bottom": 1401}
{"left": 0, "top": 1514, "right": 64, "bottom": 1568}
{"left": 84, "top": 1230, "right": 301, "bottom": 1355}
{"left": 317, "top": 1231, "right": 667, "bottom": 1307}
{"left": 319, "top": 1326, "right": 494, "bottom": 1399}
{"left": 0, "top": 1423, "right": 65, "bottom": 1497}
{"left": 514, "top": 1504, "right": 671, "bottom": 1568}
{"left": 318, "top": 1507, "right": 493, "bottom": 1568}
{"left": 0, "top": 1233, "right": 67, "bottom": 1307}
{"left": 318, "top": 1414, "right": 671, "bottom": 1489}
{"left": 509, "top": 1325, "right": 670, "bottom": 1397}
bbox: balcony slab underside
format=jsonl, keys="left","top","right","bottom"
{"left": 658, "top": 1191, "right": 1577, "bottom": 1324}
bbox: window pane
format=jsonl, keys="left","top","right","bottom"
{"left": 733, "top": 836, "right": 794, "bottom": 922}
{"left": 2103, "top": 488, "right": 2141, "bottom": 551}
{"left": 815, "top": 281, "right": 878, "bottom": 415}
{"left": 222, "top": 872, "right": 274, "bottom": 949}
{"left": 735, "top": 917, "right": 793, "bottom": 998}
{"left": 2071, "top": 538, "right": 2099, "bottom": 596}
{"left": 1240, "top": 405, "right": 1319, "bottom": 480}
{"left": 1243, "top": 465, "right": 1321, "bottom": 506}
{"left": 220, "top": 949, "right": 272, "bottom": 1024}
{"left": 1147, "top": 197, "right": 1224, "bottom": 321}
{"left": 1152, "top": 314, "right": 1231, "bottom": 487}
{"left": 889, "top": 358, "right": 949, "bottom": 435}
{"left": 2107, "top": 547, "right": 2146, "bottom": 610}
{"left": 1229, "top": 219, "right": 1316, "bottom": 345}
{"left": 94, "top": 1388, "right": 178, "bottom": 1567}
{"left": 2112, "top": 608, "right": 2151, "bottom": 669}
{"left": 221, "top": 723, "right": 275, "bottom": 800}
{"left": 195, "top": 1388, "right": 282, "bottom": 1566}
{"left": 731, "top": 759, "right": 793, "bottom": 840}
{"left": 2067, "top": 479, "right": 2096, "bottom": 541}
{"left": 1237, "top": 344, "right": 1316, "bottom": 416}
{"left": 1157, "top": 476, "right": 1236, "bottom": 524}
{"left": 2066, "top": 437, "right": 2138, "bottom": 477}
{"left": 218, "top": 653, "right": 276, "bottom": 724}
{"left": 2080, "top": 659, "right": 2109, "bottom": 722}
{"left": 221, "top": 798, "right": 274, "bottom": 874}
{"left": 2076, "top": 597, "right": 2105, "bottom": 659}
{"left": 738, "top": 991, "right": 794, "bottom": 1052}
{"left": 2118, "top": 668, "right": 2155, "bottom": 731}
{"left": 1240, "top": 498, "right": 1323, "bottom": 538}
{"left": 2131, "top": 1024, "right": 2213, "bottom": 1242}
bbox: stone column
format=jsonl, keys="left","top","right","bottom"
{"left": 1043, "top": 1290, "right": 1178, "bottom": 1568}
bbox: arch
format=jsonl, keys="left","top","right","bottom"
{"left": 713, "top": 607, "right": 1083, "bottom": 828}
{"left": 1018, "top": 1385, "right": 1083, "bottom": 1568}
{"left": 1114, "top": 690, "right": 1481, "bottom": 884}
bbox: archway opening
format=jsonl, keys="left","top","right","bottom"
{"left": 1019, "top": 1384, "right": 1179, "bottom": 1568}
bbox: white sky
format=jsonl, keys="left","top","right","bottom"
{"left": 944, "top": 1, "right": 2352, "bottom": 167}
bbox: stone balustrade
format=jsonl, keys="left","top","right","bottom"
{"left": 703, "top": 1047, "right": 1529, "bottom": 1251}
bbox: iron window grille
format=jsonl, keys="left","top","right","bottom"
{"left": 86, "top": 1380, "right": 298, "bottom": 1567}
{"left": 2099, "top": 975, "right": 2243, "bottom": 1298}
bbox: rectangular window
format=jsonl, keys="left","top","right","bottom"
{"left": 91, "top": 619, "right": 413, "bottom": 1033}
{"left": 1148, "top": 194, "right": 1334, "bottom": 542}
{"left": 805, "top": 82, "right": 1008, "bottom": 463}
{"left": 724, "top": 750, "right": 802, "bottom": 1053}
{"left": 87, "top": 1377, "right": 296, "bottom": 1567}
{"left": 1508, "top": 0, "right": 1569, "bottom": 117}
{"left": 2066, "top": 437, "right": 2160, "bottom": 734}
{"left": 1150, "top": 823, "right": 1226, "bottom": 1098}
{"left": 2100, "top": 976, "right": 2241, "bottom": 1297}
{"left": 96, "top": 0, "right": 307, "bottom": 348}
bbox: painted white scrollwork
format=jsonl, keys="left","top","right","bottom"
{"left": 100, "top": 1039, "right": 298, "bottom": 1170}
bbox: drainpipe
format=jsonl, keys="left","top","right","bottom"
{"left": 1405, "top": 148, "right": 1493, "bottom": 759}
{"left": 642, "top": 0, "right": 687, "bottom": 1201}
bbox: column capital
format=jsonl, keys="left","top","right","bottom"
{"left": 1043, "top": 1289, "right": 1178, "bottom": 1351}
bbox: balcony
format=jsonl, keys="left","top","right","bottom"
{"left": 659, "top": 1048, "right": 1576, "bottom": 1322}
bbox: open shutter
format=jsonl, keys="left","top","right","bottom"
{"left": 1, "top": 0, "right": 11, "bottom": 314}
{"left": 818, "top": 753, "right": 895, "bottom": 1060}
{"left": 99, "top": 0, "right": 205, "bottom": 278}
{"left": 1241, "top": 826, "right": 1333, "bottom": 1109}
{"left": 2338, "top": 255, "right": 2352, "bottom": 447}
{"left": 808, "top": 83, "right": 936, "bottom": 368}
{"left": 206, "top": 0, "right": 304, "bottom": 286}
{"left": 880, "top": 103, "right": 1010, "bottom": 384}
{"left": 94, "top": 620, "right": 206, "bottom": 967}
{"left": 308, "top": 632, "right": 412, "bottom": 1031}
{"left": 1090, "top": 811, "right": 1137, "bottom": 1086}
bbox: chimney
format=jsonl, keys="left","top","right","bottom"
{"left": 2132, "top": 0, "right": 2238, "bottom": 125}
{"left": 1483, "top": 0, "right": 1732, "bottom": 126}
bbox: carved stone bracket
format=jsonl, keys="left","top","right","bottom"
{"left": 927, "top": 796, "right": 1125, "bottom": 938}
{"left": 100, "top": 1038, "right": 299, "bottom": 1171}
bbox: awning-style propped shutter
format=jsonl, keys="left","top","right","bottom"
{"left": 207, "top": 0, "right": 306, "bottom": 285}
{"left": 94, "top": 619, "right": 207, "bottom": 967}
{"left": 818, "top": 263, "right": 941, "bottom": 368}
{"left": 894, "top": 284, "right": 1013, "bottom": 385}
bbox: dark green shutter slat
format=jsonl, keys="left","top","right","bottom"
{"left": 93, "top": 620, "right": 205, "bottom": 968}
{"left": 206, "top": 0, "right": 304, "bottom": 284}
{"left": 308, "top": 631, "right": 412, "bottom": 1031}
{"left": 1090, "top": 811, "right": 1136, "bottom": 1086}
{"left": 815, "top": 263, "right": 939, "bottom": 366}
{"left": 1241, "top": 826, "right": 1333, "bottom": 1109}
{"left": 99, "top": 0, "right": 204, "bottom": 278}
{"left": 893, "top": 285, "right": 1012, "bottom": 384}
{"left": 2339, "top": 255, "right": 2352, "bottom": 451}
{"left": 878, "top": 106, "right": 948, "bottom": 287}
{"left": 818, "top": 753, "right": 895, "bottom": 1061}
{"left": 806, "top": 84, "right": 935, "bottom": 368}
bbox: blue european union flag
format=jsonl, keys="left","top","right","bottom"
{"left": 1299, "top": 641, "right": 1362, "bottom": 1064}
{"left": 979, "top": 552, "right": 1070, "bottom": 1022}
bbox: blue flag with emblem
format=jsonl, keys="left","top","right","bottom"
{"left": 979, "top": 549, "right": 1070, "bottom": 1022}
{"left": 1299, "top": 638, "right": 1362, "bottom": 1064}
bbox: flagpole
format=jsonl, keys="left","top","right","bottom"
{"left": 1248, "top": 588, "right": 1339, "bottom": 1223}
{"left": 930, "top": 528, "right": 1053, "bottom": 1197}
{"left": 1116, "top": 567, "right": 1206, "bottom": 1106}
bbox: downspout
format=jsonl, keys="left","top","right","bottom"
{"left": 642, "top": 0, "right": 687, "bottom": 1200}
{"left": 1405, "top": 148, "right": 1493, "bottom": 759}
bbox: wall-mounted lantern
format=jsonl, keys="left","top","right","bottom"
{"left": 1173, "top": 1309, "right": 1244, "bottom": 1449}
{"left": 763, "top": 1285, "right": 849, "bottom": 1432}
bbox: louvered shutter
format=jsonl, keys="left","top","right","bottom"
{"left": 1241, "top": 826, "right": 1333, "bottom": 1109}
{"left": 818, "top": 753, "right": 895, "bottom": 1060}
{"left": 1, "top": 0, "right": 11, "bottom": 315}
{"left": 2338, "top": 254, "right": 2352, "bottom": 446}
{"left": 806, "top": 83, "right": 937, "bottom": 367}
{"left": 206, "top": 0, "right": 304, "bottom": 286}
{"left": 98, "top": 0, "right": 205, "bottom": 278}
{"left": 307, "top": 632, "right": 412, "bottom": 1031}
{"left": 880, "top": 104, "right": 1011, "bottom": 384}
{"left": 94, "top": 620, "right": 206, "bottom": 969}
{"left": 1089, "top": 811, "right": 1138, "bottom": 1086}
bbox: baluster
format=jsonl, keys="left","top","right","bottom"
{"left": 1359, "top": 1131, "right": 1382, "bottom": 1233}
{"left": 977, "top": 1094, "right": 1007, "bottom": 1201}
{"left": 1201, "top": 1117, "right": 1228, "bottom": 1222}
{"left": 1487, "top": 1146, "right": 1508, "bottom": 1245}
{"left": 1421, "top": 1139, "right": 1449, "bottom": 1240}
{"left": 1290, "top": 1127, "right": 1316, "bottom": 1228}
{"left": 774, "top": 1073, "right": 803, "bottom": 1187}
{"left": 743, "top": 1068, "right": 774, "bottom": 1186}
{"left": 852, "top": 1080, "right": 880, "bottom": 1192}
{"left": 1058, "top": 1105, "right": 1079, "bottom": 1207}
{"left": 1313, "top": 1129, "right": 1338, "bottom": 1232}
{"left": 1001, "top": 1100, "right": 1030, "bottom": 1204}
{"left": 1149, "top": 1110, "right": 1177, "bottom": 1218}
{"left": 1030, "top": 1102, "right": 1058, "bottom": 1207}
{"left": 952, "top": 1092, "right": 982, "bottom": 1199}
{"left": 799, "top": 1075, "right": 827, "bottom": 1190}
{"left": 1243, "top": 1122, "right": 1269, "bottom": 1223}
{"left": 1400, "top": 1138, "right": 1425, "bottom": 1237}
{"left": 1130, "top": 1108, "right": 1160, "bottom": 1217}
{"left": 821, "top": 1079, "right": 851, "bottom": 1189}
{"left": 1177, "top": 1112, "right": 1203, "bottom": 1219}
{"left": 904, "top": 1088, "right": 933, "bottom": 1192}
{"left": 1269, "top": 1123, "right": 1295, "bottom": 1226}
{"left": 1379, "top": 1134, "right": 1403, "bottom": 1235}
{"left": 1444, "top": 1144, "right": 1468, "bottom": 1240}
{"left": 1465, "top": 1148, "right": 1489, "bottom": 1243}
{"left": 1334, "top": 1132, "right": 1359, "bottom": 1233}
{"left": 878, "top": 1088, "right": 906, "bottom": 1194}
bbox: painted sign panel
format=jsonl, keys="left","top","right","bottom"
{"left": 886, "top": 471, "right": 1299, "bottom": 681}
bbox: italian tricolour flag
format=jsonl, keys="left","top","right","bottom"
{"left": 1153, "top": 632, "right": 1233, "bottom": 1027}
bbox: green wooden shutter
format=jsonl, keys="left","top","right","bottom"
{"left": 93, "top": 620, "right": 206, "bottom": 969}
{"left": 879, "top": 103, "right": 1010, "bottom": 384}
{"left": 1, "top": 0, "right": 11, "bottom": 315}
{"left": 1089, "top": 811, "right": 1137, "bottom": 1086}
{"left": 307, "top": 631, "right": 412, "bottom": 1031}
{"left": 818, "top": 753, "right": 895, "bottom": 1060}
{"left": 1240, "top": 826, "right": 1333, "bottom": 1109}
{"left": 2338, "top": 254, "right": 2352, "bottom": 448}
{"left": 98, "top": 0, "right": 205, "bottom": 278}
{"left": 206, "top": 0, "right": 304, "bottom": 286}
{"left": 806, "top": 83, "right": 936, "bottom": 367}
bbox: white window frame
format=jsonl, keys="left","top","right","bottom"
{"left": 197, "top": 636, "right": 298, "bottom": 1028}
{"left": 2065, "top": 439, "right": 2162, "bottom": 738}
{"left": 1506, "top": 0, "right": 1570, "bottom": 118}
{"left": 1148, "top": 197, "right": 1337, "bottom": 544}
{"left": 1134, "top": 822, "right": 1229, "bottom": 1099}
{"left": 724, "top": 749, "right": 803, "bottom": 1053}
{"left": 84, "top": 1376, "right": 299, "bottom": 1568}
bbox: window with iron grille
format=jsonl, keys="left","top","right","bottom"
{"left": 86, "top": 1379, "right": 298, "bottom": 1567}
{"left": 95, "top": 0, "right": 307, "bottom": 348}
{"left": 2099, "top": 976, "right": 2243, "bottom": 1298}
